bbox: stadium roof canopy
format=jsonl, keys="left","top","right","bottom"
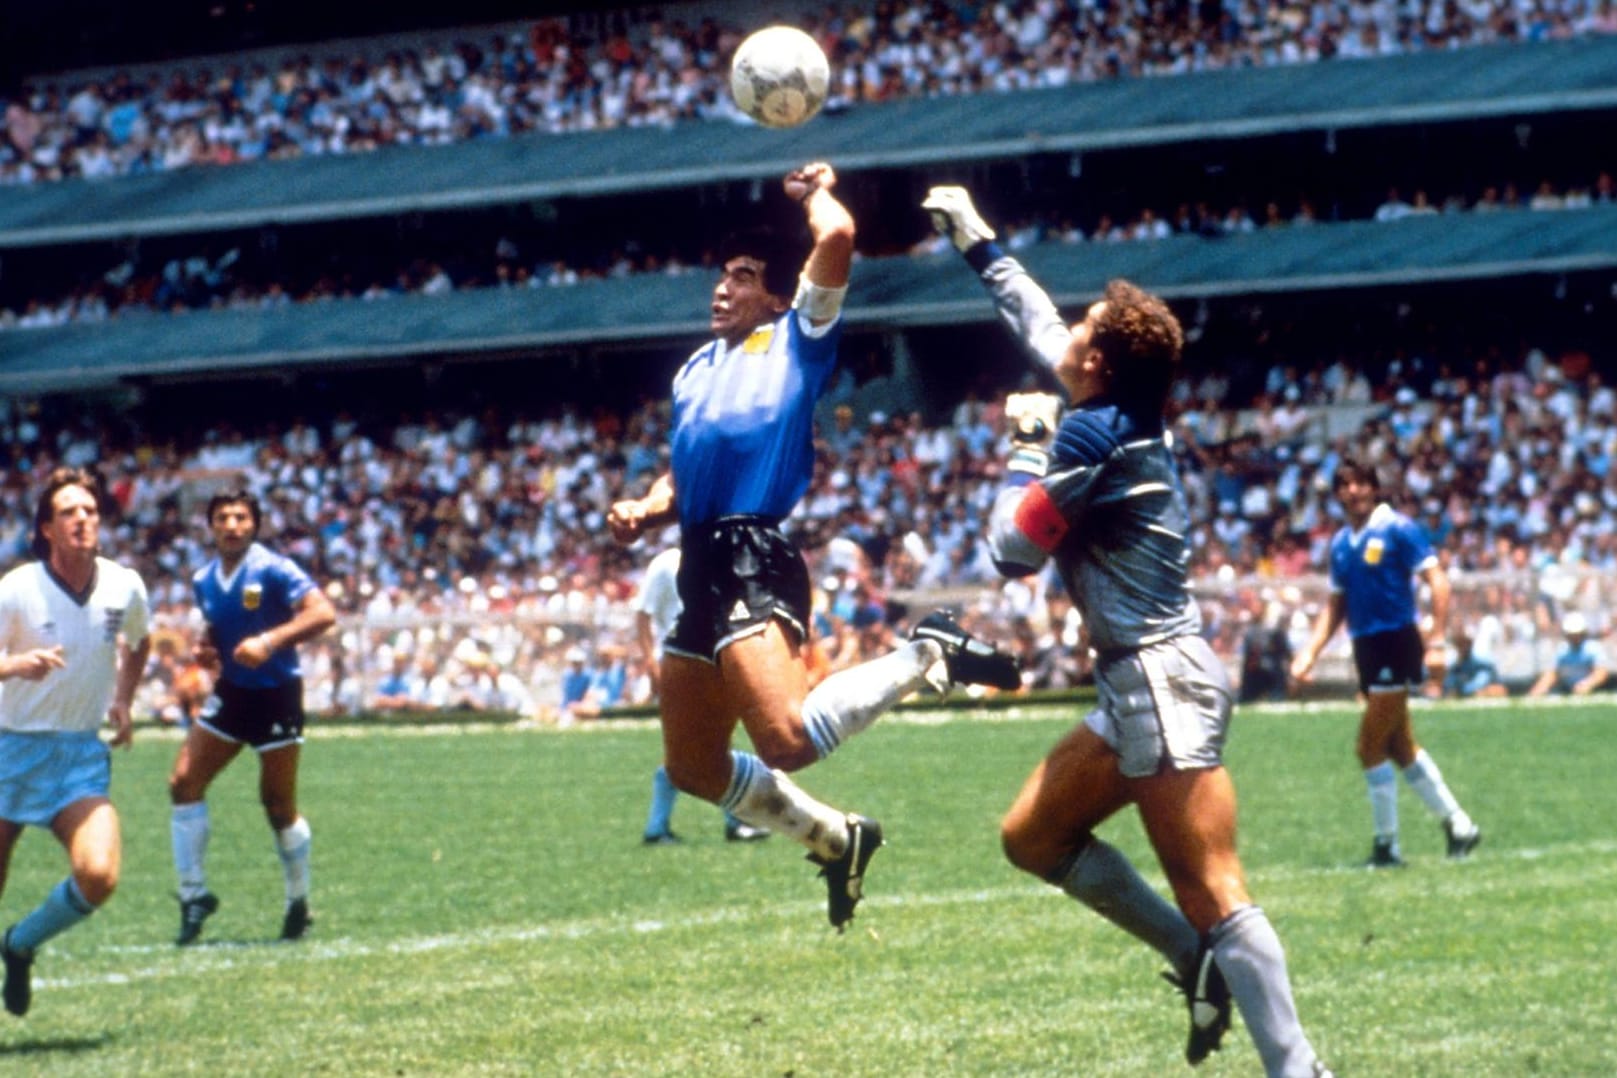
{"left": 3, "top": 37, "right": 1617, "bottom": 247}
{"left": 4, "top": 207, "right": 1615, "bottom": 393}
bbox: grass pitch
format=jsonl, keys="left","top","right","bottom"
{"left": 0, "top": 700, "right": 1612, "bottom": 1075}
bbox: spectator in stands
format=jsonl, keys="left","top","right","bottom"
{"left": 1239, "top": 595, "right": 1294, "bottom": 704}
{"left": 1526, "top": 611, "right": 1611, "bottom": 696}
{"left": 1442, "top": 628, "right": 1508, "bottom": 699}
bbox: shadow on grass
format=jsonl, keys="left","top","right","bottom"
{"left": 0, "top": 1033, "right": 115, "bottom": 1057}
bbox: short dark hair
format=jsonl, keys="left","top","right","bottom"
{"left": 206, "top": 489, "right": 262, "bottom": 534}
{"left": 31, "top": 467, "right": 103, "bottom": 560}
{"left": 1332, "top": 456, "right": 1381, "bottom": 493}
{"left": 717, "top": 226, "right": 802, "bottom": 298}
{"left": 1089, "top": 278, "right": 1184, "bottom": 414}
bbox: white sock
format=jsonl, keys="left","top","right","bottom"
{"left": 1403, "top": 749, "right": 1468, "bottom": 829}
{"left": 171, "top": 801, "right": 211, "bottom": 902}
{"left": 276, "top": 817, "right": 312, "bottom": 903}
{"left": 718, "top": 751, "right": 848, "bottom": 860}
{"left": 801, "top": 640, "right": 941, "bottom": 758}
{"left": 1364, "top": 762, "right": 1399, "bottom": 848}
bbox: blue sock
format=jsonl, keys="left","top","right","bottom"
{"left": 643, "top": 766, "right": 678, "bottom": 838}
{"left": 10, "top": 877, "right": 96, "bottom": 954}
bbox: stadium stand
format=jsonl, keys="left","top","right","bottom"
{"left": 2, "top": 1, "right": 1615, "bottom": 716}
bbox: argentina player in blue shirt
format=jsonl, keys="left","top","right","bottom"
{"left": 168, "top": 491, "right": 336, "bottom": 945}
{"left": 1292, "top": 458, "right": 1481, "bottom": 868}
{"left": 608, "top": 162, "right": 1016, "bottom": 931}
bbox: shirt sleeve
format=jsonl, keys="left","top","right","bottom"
{"left": 122, "top": 570, "right": 151, "bottom": 645}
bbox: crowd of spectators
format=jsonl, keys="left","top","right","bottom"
{"left": 2, "top": 320, "right": 1613, "bottom": 720}
{"left": 3, "top": 162, "right": 1613, "bottom": 334}
{"left": 5, "top": 0, "right": 1617, "bottom": 185}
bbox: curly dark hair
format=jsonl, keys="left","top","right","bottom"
{"left": 1088, "top": 278, "right": 1184, "bottom": 414}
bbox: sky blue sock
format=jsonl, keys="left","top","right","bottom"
{"left": 10, "top": 877, "right": 95, "bottom": 954}
{"left": 643, "top": 766, "right": 678, "bottom": 838}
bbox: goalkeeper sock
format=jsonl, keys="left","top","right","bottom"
{"left": 1055, "top": 837, "right": 1199, "bottom": 976}
{"left": 1210, "top": 905, "right": 1326, "bottom": 1078}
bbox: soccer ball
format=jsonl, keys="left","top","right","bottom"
{"left": 729, "top": 26, "right": 830, "bottom": 129}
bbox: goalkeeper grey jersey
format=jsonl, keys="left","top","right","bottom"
{"left": 972, "top": 249, "right": 1202, "bottom": 653}
{"left": 988, "top": 404, "right": 1203, "bottom": 654}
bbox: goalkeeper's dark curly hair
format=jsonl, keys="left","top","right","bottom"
{"left": 1088, "top": 278, "right": 1184, "bottom": 415}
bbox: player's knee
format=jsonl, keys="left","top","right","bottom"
{"left": 168, "top": 771, "right": 203, "bottom": 804}
{"left": 663, "top": 759, "right": 725, "bottom": 802}
{"left": 75, "top": 861, "right": 119, "bottom": 906}
{"left": 750, "top": 734, "right": 817, "bottom": 773}
{"left": 261, "top": 796, "right": 297, "bottom": 827}
{"left": 999, "top": 819, "right": 1054, "bottom": 878}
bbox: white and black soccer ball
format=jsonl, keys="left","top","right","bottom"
{"left": 729, "top": 26, "right": 830, "bottom": 129}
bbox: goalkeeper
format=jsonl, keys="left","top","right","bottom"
{"left": 923, "top": 187, "right": 1331, "bottom": 1077}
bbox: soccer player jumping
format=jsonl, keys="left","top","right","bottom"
{"left": 608, "top": 162, "right": 1017, "bottom": 930}
{"left": 924, "top": 186, "right": 1332, "bottom": 1076}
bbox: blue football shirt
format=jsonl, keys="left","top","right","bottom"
{"left": 193, "top": 542, "right": 317, "bottom": 689}
{"left": 669, "top": 309, "right": 840, "bottom": 526}
{"left": 1327, "top": 503, "right": 1436, "bottom": 639}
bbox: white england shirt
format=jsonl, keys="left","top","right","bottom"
{"left": 634, "top": 548, "right": 684, "bottom": 647}
{"left": 0, "top": 558, "right": 150, "bottom": 733}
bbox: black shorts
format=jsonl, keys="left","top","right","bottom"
{"left": 1351, "top": 627, "right": 1425, "bottom": 694}
{"left": 668, "top": 516, "right": 811, "bottom": 664}
{"left": 198, "top": 678, "right": 307, "bottom": 751}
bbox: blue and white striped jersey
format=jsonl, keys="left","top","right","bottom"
{"left": 669, "top": 310, "right": 840, "bottom": 527}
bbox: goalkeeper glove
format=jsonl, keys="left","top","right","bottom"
{"left": 922, "top": 186, "right": 996, "bottom": 253}
{"left": 1005, "top": 392, "right": 1062, "bottom": 477}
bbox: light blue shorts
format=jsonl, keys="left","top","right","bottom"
{"left": 0, "top": 730, "right": 112, "bottom": 828}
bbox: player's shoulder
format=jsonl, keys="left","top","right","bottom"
{"left": 96, "top": 556, "right": 148, "bottom": 595}
{"left": 0, "top": 560, "right": 38, "bottom": 597}
{"left": 1053, "top": 404, "right": 1126, "bottom": 465}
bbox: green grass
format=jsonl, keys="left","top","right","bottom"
{"left": 1, "top": 700, "right": 1613, "bottom": 1075}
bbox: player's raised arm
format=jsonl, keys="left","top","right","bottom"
{"left": 922, "top": 185, "right": 1071, "bottom": 385}
{"left": 786, "top": 161, "right": 854, "bottom": 325}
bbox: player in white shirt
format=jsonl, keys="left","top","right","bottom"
{"left": 0, "top": 468, "right": 151, "bottom": 1018}
{"left": 635, "top": 548, "right": 768, "bottom": 845}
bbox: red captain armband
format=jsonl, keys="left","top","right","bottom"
{"left": 1013, "top": 482, "right": 1068, "bottom": 552}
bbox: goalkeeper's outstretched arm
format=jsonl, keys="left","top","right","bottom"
{"left": 922, "top": 185, "right": 1072, "bottom": 387}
